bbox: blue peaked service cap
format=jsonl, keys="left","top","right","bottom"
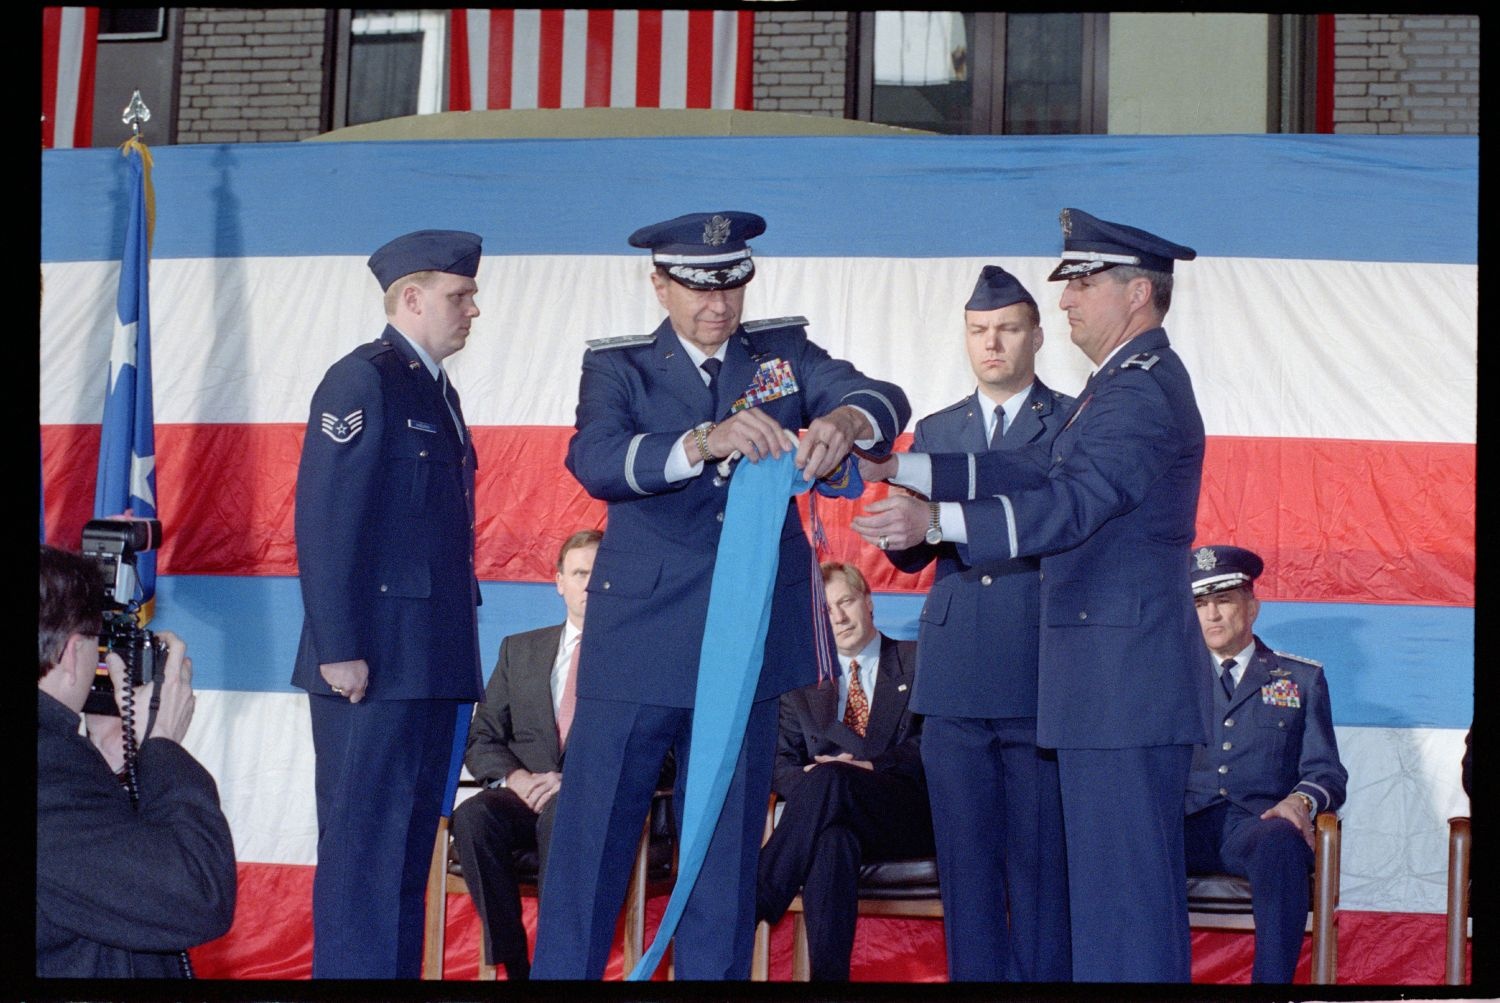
{"left": 368, "top": 229, "right": 483, "bottom": 291}
{"left": 1047, "top": 208, "right": 1196, "bottom": 281}
{"left": 965, "top": 264, "right": 1037, "bottom": 312}
{"left": 629, "top": 211, "right": 767, "bottom": 290}
{"left": 1190, "top": 545, "right": 1265, "bottom": 597}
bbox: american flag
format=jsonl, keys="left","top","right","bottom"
{"left": 41, "top": 7, "right": 97, "bottom": 148}
{"left": 449, "top": 9, "right": 753, "bottom": 111}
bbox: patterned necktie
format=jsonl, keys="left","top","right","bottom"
{"left": 843, "top": 658, "right": 870, "bottom": 737}
{"left": 557, "top": 637, "right": 580, "bottom": 749}
{"left": 989, "top": 407, "right": 1007, "bottom": 449}
{"left": 439, "top": 368, "right": 465, "bottom": 442}
{"left": 1220, "top": 657, "right": 1237, "bottom": 700}
{"left": 701, "top": 357, "right": 722, "bottom": 398}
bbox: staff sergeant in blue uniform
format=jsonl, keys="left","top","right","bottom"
{"left": 853, "top": 209, "right": 1209, "bottom": 982}
{"left": 881, "top": 265, "right": 1072, "bottom": 981}
{"left": 292, "top": 229, "right": 486, "bottom": 978}
{"left": 1186, "top": 544, "right": 1347, "bottom": 983}
{"left": 531, "top": 211, "right": 909, "bottom": 980}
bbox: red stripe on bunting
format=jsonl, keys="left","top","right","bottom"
{"left": 635, "top": 10, "right": 662, "bottom": 107}
{"left": 487, "top": 9, "right": 514, "bottom": 110}
{"left": 685, "top": 10, "right": 714, "bottom": 109}
{"left": 40, "top": 7, "right": 62, "bottom": 149}
{"left": 735, "top": 10, "right": 755, "bottom": 110}
{"left": 584, "top": 9, "right": 613, "bottom": 107}
{"left": 447, "top": 9, "right": 471, "bottom": 111}
{"left": 39, "top": 424, "right": 1475, "bottom": 607}
{"left": 189, "top": 861, "right": 1464, "bottom": 983}
{"left": 537, "top": 8, "right": 565, "bottom": 108}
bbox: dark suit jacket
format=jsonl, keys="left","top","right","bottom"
{"left": 35, "top": 691, "right": 236, "bottom": 977}
{"left": 292, "top": 326, "right": 483, "bottom": 701}
{"left": 773, "top": 635, "right": 923, "bottom": 798}
{"left": 927, "top": 328, "right": 1209, "bottom": 751}
{"left": 1185, "top": 637, "right": 1348, "bottom": 817}
{"left": 887, "top": 380, "right": 1073, "bottom": 718}
{"left": 465, "top": 624, "right": 566, "bottom": 785}
{"left": 566, "top": 316, "right": 909, "bottom": 708}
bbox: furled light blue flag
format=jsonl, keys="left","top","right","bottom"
{"left": 629, "top": 450, "right": 856, "bottom": 979}
{"left": 93, "top": 136, "right": 158, "bottom": 608}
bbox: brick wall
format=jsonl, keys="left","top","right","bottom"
{"left": 177, "top": 9, "right": 326, "bottom": 143}
{"left": 752, "top": 10, "right": 851, "bottom": 117}
{"left": 1332, "top": 14, "right": 1479, "bottom": 135}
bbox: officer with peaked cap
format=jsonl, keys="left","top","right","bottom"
{"left": 531, "top": 211, "right": 909, "bottom": 980}
{"left": 880, "top": 264, "right": 1073, "bottom": 981}
{"left": 1187, "top": 545, "right": 1347, "bottom": 983}
{"left": 293, "top": 229, "right": 486, "bottom": 977}
{"left": 854, "top": 209, "right": 1208, "bottom": 981}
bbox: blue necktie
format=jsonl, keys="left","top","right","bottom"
{"left": 701, "top": 357, "right": 721, "bottom": 399}
{"left": 1220, "top": 658, "right": 1237, "bottom": 700}
{"left": 990, "top": 408, "right": 1007, "bottom": 449}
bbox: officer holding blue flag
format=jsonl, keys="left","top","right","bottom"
{"left": 292, "top": 230, "right": 486, "bottom": 978}
{"left": 855, "top": 209, "right": 1208, "bottom": 982}
{"left": 532, "top": 211, "right": 909, "bottom": 980}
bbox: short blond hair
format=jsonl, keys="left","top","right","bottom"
{"left": 383, "top": 270, "right": 441, "bottom": 316}
{"left": 820, "top": 561, "right": 869, "bottom": 598}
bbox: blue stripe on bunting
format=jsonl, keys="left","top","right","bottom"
{"left": 43, "top": 135, "right": 1475, "bottom": 265}
{"left": 155, "top": 576, "right": 1470, "bottom": 729}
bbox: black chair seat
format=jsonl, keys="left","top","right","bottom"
{"left": 855, "top": 857, "right": 940, "bottom": 899}
{"left": 1187, "top": 873, "right": 1256, "bottom": 913}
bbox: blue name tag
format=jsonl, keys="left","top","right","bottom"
{"left": 407, "top": 419, "right": 439, "bottom": 434}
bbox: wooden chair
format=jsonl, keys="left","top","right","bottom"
{"left": 1187, "top": 811, "right": 1341, "bottom": 984}
{"left": 750, "top": 793, "right": 942, "bottom": 981}
{"left": 1445, "top": 815, "right": 1471, "bottom": 984}
{"left": 421, "top": 786, "right": 677, "bottom": 979}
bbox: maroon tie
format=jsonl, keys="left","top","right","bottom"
{"left": 843, "top": 659, "right": 870, "bottom": 737}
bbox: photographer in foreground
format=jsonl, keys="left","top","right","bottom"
{"left": 36, "top": 544, "right": 236, "bottom": 977}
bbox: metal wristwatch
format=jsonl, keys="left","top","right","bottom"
{"left": 924, "top": 502, "right": 942, "bottom": 545}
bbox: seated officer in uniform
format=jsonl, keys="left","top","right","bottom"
{"left": 449, "top": 529, "right": 601, "bottom": 981}
{"left": 756, "top": 561, "right": 930, "bottom": 982}
{"left": 1185, "top": 544, "right": 1348, "bottom": 983}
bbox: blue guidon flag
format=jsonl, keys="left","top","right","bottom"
{"left": 93, "top": 135, "right": 158, "bottom": 610}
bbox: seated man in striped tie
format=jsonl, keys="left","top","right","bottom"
{"left": 449, "top": 529, "right": 600, "bottom": 981}
{"left": 1186, "top": 544, "right": 1348, "bottom": 983}
{"left": 756, "top": 561, "right": 931, "bottom": 981}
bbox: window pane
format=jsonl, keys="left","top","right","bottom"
{"left": 1003, "top": 13, "right": 1083, "bottom": 134}
{"left": 871, "top": 11, "right": 975, "bottom": 135}
{"left": 348, "top": 33, "right": 424, "bottom": 125}
{"left": 98, "top": 8, "right": 165, "bottom": 41}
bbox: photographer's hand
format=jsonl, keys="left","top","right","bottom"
{"left": 319, "top": 659, "right": 369, "bottom": 704}
{"left": 114, "top": 630, "right": 197, "bottom": 745}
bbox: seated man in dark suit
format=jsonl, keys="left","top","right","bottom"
{"left": 449, "top": 529, "right": 601, "bottom": 980}
{"left": 756, "top": 561, "right": 932, "bottom": 981}
{"left": 1185, "top": 544, "right": 1348, "bottom": 983}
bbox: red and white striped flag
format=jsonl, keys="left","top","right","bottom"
{"left": 450, "top": 9, "right": 753, "bottom": 111}
{"left": 41, "top": 6, "right": 98, "bottom": 148}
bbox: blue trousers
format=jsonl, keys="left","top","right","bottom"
{"left": 1185, "top": 801, "right": 1314, "bottom": 982}
{"left": 923, "top": 715, "right": 1071, "bottom": 981}
{"left": 308, "top": 695, "right": 457, "bottom": 978}
{"left": 1056, "top": 744, "right": 1194, "bottom": 982}
{"left": 532, "top": 696, "right": 777, "bottom": 980}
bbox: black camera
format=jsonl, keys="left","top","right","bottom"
{"left": 81, "top": 518, "right": 167, "bottom": 717}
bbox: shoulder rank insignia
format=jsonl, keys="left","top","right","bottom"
{"left": 1120, "top": 352, "right": 1160, "bottom": 371}
{"left": 742, "top": 315, "right": 809, "bottom": 333}
{"left": 1274, "top": 650, "right": 1324, "bottom": 668}
{"left": 321, "top": 410, "right": 364, "bottom": 444}
{"left": 730, "top": 357, "right": 799, "bottom": 413}
{"left": 1260, "top": 678, "right": 1302, "bottom": 709}
{"left": 585, "top": 334, "right": 654, "bottom": 352}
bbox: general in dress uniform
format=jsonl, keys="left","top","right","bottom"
{"left": 1186, "top": 544, "right": 1347, "bottom": 983}
{"left": 531, "top": 212, "right": 909, "bottom": 980}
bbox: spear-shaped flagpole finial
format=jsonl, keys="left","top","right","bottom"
{"left": 122, "top": 90, "right": 151, "bottom": 138}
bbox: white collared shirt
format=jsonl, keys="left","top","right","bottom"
{"left": 835, "top": 633, "right": 882, "bottom": 721}
{"left": 550, "top": 620, "right": 584, "bottom": 717}
{"left": 1215, "top": 641, "right": 1256, "bottom": 690}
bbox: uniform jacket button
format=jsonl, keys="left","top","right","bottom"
{"left": 1221, "top": 741, "right": 1232, "bottom": 751}
{"left": 716, "top": 512, "right": 724, "bottom": 522}
{"left": 379, "top": 584, "right": 388, "bottom": 592}
{"left": 1219, "top": 787, "right": 1228, "bottom": 796}
{"left": 1217, "top": 764, "right": 1229, "bottom": 774}
{"left": 1224, "top": 718, "right": 1235, "bottom": 727}
{"left": 980, "top": 575, "right": 993, "bottom": 586}
{"left": 419, "top": 449, "right": 429, "bottom": 458}
{"left": 602, "top": 581, "right": 611, "bottom": 590}
{"left": 1079, "top": 611, "right": 1087, "bottom": 620}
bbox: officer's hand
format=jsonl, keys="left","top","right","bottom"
{"left": 319, "top": 659, "right": 369, "bottom": 704}
{"left": 858, "top": 453, "right": 899, "bottom": 484}
{"left": 796, "top": 406, "right": 872, "bottom": 482}
{"left": 851, "top": 495, "right": 929, "bottom": 551}
{"left": 706, "top": 408, "right": 792, "bottom": 464}
{"left": 1261, "top": 794, "right": 1315, "bottom": 850}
